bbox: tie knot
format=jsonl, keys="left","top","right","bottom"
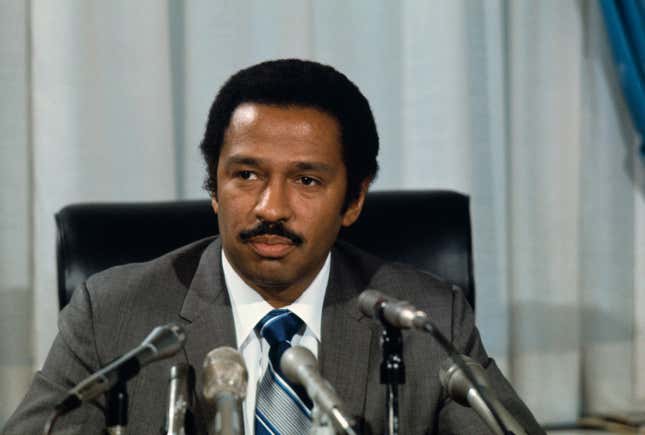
{"left": 255, "top": 309, "right": 304, "bottom": 347}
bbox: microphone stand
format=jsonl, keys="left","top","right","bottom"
{"left": 105, "top": 381, "right": 128, "bottom": 435}
{"left": 360, "top": 290, "right": 520, "bottom": 435}
{"left": 378, "top": 312, "right": 405, "bottom": 435}
{"left": 310, "top": 406, "right": 337, "bottom": 435}
{"left": 42, "top": 377, "right": 131, "bottom": 435}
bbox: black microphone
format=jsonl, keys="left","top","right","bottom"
{"left": 280, "top": 346, "right": 357, "bottom": 435}
{"left": 202, "top": 347, "right": 248, "bottom": 435}
{"left": 358, "top": 289, "right": 428, "bottom": 330}
{"left": 439, "top": 356, "right": 527, "bottom": 435}
{"left": 164, "top": 363, "right": 195, "bottom": 435}
{"left": 55, "top": 323, "right": 186, "bottom": 414}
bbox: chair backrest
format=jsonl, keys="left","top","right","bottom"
{"left": 55, "top": 190, "right": 475, "bottom": 310}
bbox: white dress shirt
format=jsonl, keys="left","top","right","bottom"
{"left": 221, "top": 249, "right": 330, "bottom": 435}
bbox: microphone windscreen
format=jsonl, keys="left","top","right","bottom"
{"left": 280, "top": 346, "right": 317, "bottom": 385}
{"left": 439, "top": 355, "right": 488, "bottom": 406}
{"left": 202, "top": 347, "right": 248, "bottom": 403}
{"left": 140, "top": 323, "right": 187, "bottom": 363}
{"left": 357, "top": 289, "right": 390, "bottom": 318}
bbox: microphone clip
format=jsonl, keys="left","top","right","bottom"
{"left": 105, "top": 380, "right": 128, "bottom": 434}
{"left": 379, "top": 322, "right": 405, "bottom": 386}
{"left": 378, "top": 314, "right": 406, "bottom": 435}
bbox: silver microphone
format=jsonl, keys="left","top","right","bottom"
{"left": 358, "top": 289, "right": 429, "bottom": 329}
{"left": 56, "top": 323, "right": 186, "bottom": 413}
{"left": 280, "top": 346, "right": 357, "bottom": 435}
{"left": 439, "top": 356, "right": 527, "bottom": 435}
{"left": 202, "top": 347, "right": 248, "bottom": 435}
{"left": 165, "top": 363, "right": 195, "bottom": 435}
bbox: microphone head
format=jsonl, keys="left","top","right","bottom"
{"left": 358, "top": 289, "right": 390, "bottom": 318}
{"left": 281, "top": 347, "right": 356, "bottom": 432}
{"left": 439, "top": 355, "right": 488, "bottom": 406}
{"left": 280, "top": 345, "right": 317, "bottom": 385}
{"left": 202, "top": 346, "right": 248, "bottom": 403}
{"left": 141, "top": 323, "right": 186, "bottom": 362}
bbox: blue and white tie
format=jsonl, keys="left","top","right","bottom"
{"left": 254, "top": 309, "right": 313, "bottom": 435}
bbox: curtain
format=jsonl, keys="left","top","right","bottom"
{"left": 0, "top": 0, "right": 32, "bottom": 423}
{"left": 1, "top": 0, "right": 643, "bottom": 426}
{"left": 599, "top": 0, "right": 645, "bottom": 155}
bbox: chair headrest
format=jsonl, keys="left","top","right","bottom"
{"left": 56, "top": 190, "right": 474, "bottom": 310}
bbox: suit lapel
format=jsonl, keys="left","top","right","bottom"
{"left": 178, "top": 238, "right": 237, "bottom": 432}
{"left": 320, "top": 248, "right": 376, "bottom": 420}
{"left": 175, "top": 239, "right": 378, "bottom": 428}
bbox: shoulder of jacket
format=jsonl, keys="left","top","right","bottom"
{"left": 83, "top": 236, "right": 218, "bottom": 313}
{"left": 333, "top": 239, "right": 457, "bottom": 306}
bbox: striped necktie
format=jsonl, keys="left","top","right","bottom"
{"left": 254, "top": 309, "right": 313, "bottom": 435}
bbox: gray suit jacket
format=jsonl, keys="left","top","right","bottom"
{"left": 3, "top": 237, "right": 544, "bottom": 434}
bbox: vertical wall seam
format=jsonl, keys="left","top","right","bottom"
{"left": 25, "top": 0, "right": 35, "bottom": 370}
{"left": 168, "top": 0, "right": 186, "bottom": 199}
{"left": 307, "top": 0, "right": 314, "bottom": 58}
{"left": 576, "top": 0, "right": 588, "bottom": 416}
{"left": 398, "top": 1, "right": 406, "bottom": 187}
{"left": 501, "top": 0, "right": 515, "bottom": 382}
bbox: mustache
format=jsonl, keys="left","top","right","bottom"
{"left": 238, "top": 221, "right": 304, "bottom": 246}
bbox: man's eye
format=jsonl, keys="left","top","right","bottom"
{"left": 237, "top": 170, "right": 257, "bottom": 180}
{"left": 299, "top": 176, "right": 319, "bottom": 186}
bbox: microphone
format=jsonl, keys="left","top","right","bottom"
{"left": 359, "top": 289, "right": 518, "bottom": 434}
{"left": 439, "top": 356, "right": 527, "bottom": 435}
{"left": 55, "top": 323, "right": 186, "bottom": 413}
{"left": 280, "top": 346, "right": 357, "bottom": 435}
{"left": 164, "top": 363, "right": 195, "bottom": 435}
{"left": 358, "top": 289, "right": 428, "bottom": 330}
{"left": 202, "top": 347, "right": 248, "bottom": 435}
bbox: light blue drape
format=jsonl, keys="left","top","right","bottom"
{"left": 599, "top": 0, "right": 645, "bottom": 154}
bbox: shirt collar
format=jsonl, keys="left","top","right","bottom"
{"left": 222, "top": 248, "right": 330, "bottom": 347}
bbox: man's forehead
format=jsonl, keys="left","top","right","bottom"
{"left": 223, "top": 103, "right": 341, "bottom": 149}
{"left": 229, "top": 103, "right": 258, "bottom": 126}
{"left": 218, "top": 103, "right": 345, "bottom": 173}
{"left": 228, "top": 103, "right": 338, "bottom": 133}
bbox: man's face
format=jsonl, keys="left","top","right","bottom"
{"left": 212, "top": 103, "right": 366, "bottom": 306}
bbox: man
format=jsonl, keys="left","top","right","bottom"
{"left": 3, "top": 59, "right": 544, "bottom": 434}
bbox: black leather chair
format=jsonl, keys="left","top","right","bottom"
{"left": 55, "top": 190, "right": 475, "bottom": 311}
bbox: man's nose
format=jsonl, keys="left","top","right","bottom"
{"left": 254, "top": 180, "right": 293, "bottom": 223}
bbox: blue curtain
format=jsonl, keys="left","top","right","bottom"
{"left": 599, "top": 0, "right": 645, "bottom": 156}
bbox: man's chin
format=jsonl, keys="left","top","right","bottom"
{"left": 247, "top": 273, "right": 294, "bottom": 292}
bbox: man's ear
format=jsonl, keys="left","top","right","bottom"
{"left": 211, "top": 195, "right": 219, "bottom": 214}
{"left": 341, "top": 179, "right": 371, "bottom": 227}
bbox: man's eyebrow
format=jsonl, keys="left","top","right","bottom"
{"left": 224, "top": 156, "right": 334, "bottom": 173}
{"left": 223, "top": 155, "right": 264, "bottom": 167}
{"left": 292, "top": 161, "right": 334, "bottom": 173}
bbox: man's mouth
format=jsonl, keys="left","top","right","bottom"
{"left": 238, "top": 221, "right": 304, "bottom": 258}
{"left": 247, "top": 235, "right": 296, "bottom": 258}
